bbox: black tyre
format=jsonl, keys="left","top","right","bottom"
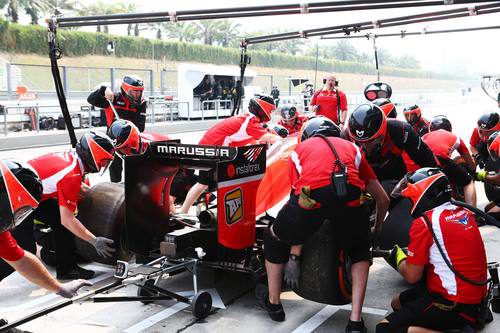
{"left": 484, "top": 182, "right": 500, "bottom": 203}
{"left": 75, "top": 182, "right": 131, "bottom": 265}
{"left": 192, "top": 291, "right": 212, "bottom": 319}
{"left": 137, "top": 279, "right": 159, "bottom": 305}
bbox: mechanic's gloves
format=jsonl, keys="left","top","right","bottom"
{"left": 385, "top": 245, "right": 407, "bottom": 271}
{"left": 298, "top": 186, "right": 321, "bottom": 210}
{"left": 57, "top": 279, "right": 93, "bottom": 298}
{"left": 284, "top": 254, "right": 300, "bottom": 289}
{"left": 476, "top": 170, "right": 487, "bottom": 182}
{"left": 88, "top": 237, "right": 115, "bottom": 258}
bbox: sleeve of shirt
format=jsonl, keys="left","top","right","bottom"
{"left": 289, "top": 150, "right": 301, "bottom": 186}
{"left": 470, "top": 128, "right": 480, "bottom": 147}
{"left": 339, "top": 91, "right": 348, "bottom": 111}
{"left": 311, "top": 90, "right": 319, "bottom": 106}
{"left": 87, "top": 85, "right": 110, "bottom": 109}
{"left": 0, "top": 231, "right": 25, "bottom": 262}
{"left": 57, "top": 175, "right": 82, "bottom": 212}
{"left": 358, "top": 153, "right": 377, "bottom": 184}
{"left": 406, "top": 217, "right": 433, "bottom": 266}
{"left": 246, "top": 121, "right": 267, "bottom": 140}
{"left": 457, "top": 138, "right": 470, "bottom": 156}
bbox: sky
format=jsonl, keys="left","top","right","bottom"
{"left": 38, "top": 0, "right": 500, "bottom": 75}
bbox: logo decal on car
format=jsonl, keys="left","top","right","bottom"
{"left": 225, "top": 188, "right": 243, "bottom": 225}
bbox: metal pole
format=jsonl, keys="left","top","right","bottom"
{"left": 110, "top": 68, "right": 116, "bottom": 91}
{"left": 372, "top": 35, "right": 380, "bottom": 81}
{"left": 62, "top": 66, "right": 69, "bottom": 97}
{"left": 313, "top": 43, "right": 319, "bottom": 90}
{"left": 288, "top": 76, "right": 291, "bottom": 96}
{"left": 6, "top": 63, "right": 12, "bottom": 100}
{"left": 150, "top": 69, "right": 154, "bottom": 96}
{"left": 160, "top": 69, "right": 165, "bottom": 95}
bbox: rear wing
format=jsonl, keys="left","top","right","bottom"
{"left": 124, "top": 142, "right": 266, "bottom": 255}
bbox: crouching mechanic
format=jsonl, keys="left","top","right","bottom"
{"left": 277, "top": 105, "right": 308, "bottom": 135}
{"left": 476, "top": 131, "right": 500, "bottom": 218}
{"left": 87, "top": 75, "right": 146, "bottom": 183}
{"left": 422, "top": 115, "right": 477, "bottom": 206}
{"left": 25, "top": 131, "right": 116, "bottom": 280}
{"left": 258, "top": 117, "right": 390, "bottom": 332}
{"left": 0, "top": 159, "right": 90, "bottom": 298}
{"left": 178, "top": 95, "right": 281, "bottom": 214}
{"left": 377, "top": 168, "right": 487, "bottom": 333}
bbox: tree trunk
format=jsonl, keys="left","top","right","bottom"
{"left": 134, "top": 24, "right": 140, "bottom": 37}
{"left": 127, "top": 24, "right": 132, "bottom": 36}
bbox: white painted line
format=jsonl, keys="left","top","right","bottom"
{"left": 291, "top": 305, "right": 340, "bottom": 333}
{"left": 123, "top": 302, "right": 189, "bottom": 333}
{"left": 338, "top": 304, "right": 388, "bottom": 316}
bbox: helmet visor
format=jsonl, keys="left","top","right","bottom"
{"left": 98, "top": 158, "right": 114, "bottom": 177}
{"left": 391, "top": 175, "right": 409, "bottom": 199}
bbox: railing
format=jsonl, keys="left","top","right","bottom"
{"left": 199, "top": 100, "right": 234, "bottom": 120}
{"left": 148, "top": 100, "right": 190, "bottom": 124}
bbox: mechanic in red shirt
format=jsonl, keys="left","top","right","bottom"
{"left": 378, "top": 168, "right": 487, "bottom": 333}
{"left": 422, "top": 115, "right": 476, "bottom": 206}
{"left": 178, "top": 95, "right": 281, "bottom": 214}
{"left": 310, "top": 74, "right": 348, "bottom": 126}
{"left": 475, "top": 131, "right": 500, "bottom": 221}
{"left": 403, "top": 105, "right": 430, "bottom": 137}
{"left": 347, "top": 104, "right": 437, "bottom": 184}
{"left": 87, "top": 75, "right": 146, "bottom": 183}
{"left": 276, "top": 105, "right": 308, "bottom": 135}
{"left": 470, "top": 112, "right": 500, "bottom": 171}
{"left": 0, "top": 159, "right": 90, "bottom": 299}
{"left": 257, "top": 117, "right": 389, "bottom": 333}
{"left": 25, "top": 131, "right": 116, "bottom": 280}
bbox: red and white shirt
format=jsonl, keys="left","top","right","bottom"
{"left": 278, "top": 115, "right": 308, "bottom": 135}
{"left": 199, "top": 114, "right": 267, "bottom": 147}
{"left": 407, "top": 203, "right": 487, "bottom": 304}
{"left": 28, "top": 150, "right": 84, "bottom": 212}
{"left": 0, "top": 231, "right": 24, "bottom": 262}
{"left": 289, "top": 136, "right": 376, "bottom": 195}
{"left": 422, "top": 129, "right": 469, "bottom": 160}
{"left": 310, "top": 89, "right": 347, "bottom": 124}
{"left": 469, "top": 127, "right": 486, "bottom": 148}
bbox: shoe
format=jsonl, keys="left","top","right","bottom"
{"left": 255, "top": 284, "right": 285, "bottom": 322}
{"left": 57, "top": 265, "right": 95, "bottom": 280}
{"left": 345, "top": 319, "right": 367, "bottom": 333}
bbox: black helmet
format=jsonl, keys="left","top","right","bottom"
{"left": 477, "top": 112, "right": 500, "bottom": 140}
{"left": 430, "top": 115, "right": 452, "bottom": 132}
{"left": 348, "top": 103, "right": 387, "bottom": 142}
{"left": 391, "top": 167, "right": 452, "bottom": 216}
{"left": 299, "top": 116, "right": 340, "bottom": 143}
{"left": 248, "top": 94, "right": 275, "bottom": 123}
{"left": 363, "top": 82, "right": 392, "bottom": 101}
{"left": 76, "top": 131, "right": 115, "bottom": 173}
{"left": 121, "top": 75, "right": 144, "bottom": 104}
{"left": 107, "top": 120, "right": 141, "bottom": 155}
{"left": 0, "top": 159, "right": 42, "bottom": 232}
{"left": 273, "top": 124, "right": 289, "bottom": 138}
{"left": 403, "top": 105, "right": 422, "bottom": 125}
{"left": 280, "top": 105, "right": 298, "bottom": 122}
{"left": 372, "top": 98, "right": 397, "bottom": 119}
{"left": 487, "top": 131, "right": 500, "bottom": 161}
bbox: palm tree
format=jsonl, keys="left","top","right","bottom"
{"left": 214, "top": 20, "right": 240, "bottom": 47}
{"left": 78, "top": 1, "right": 128, "bottom": 33}
{"left": 192, "top": 20, "right": 222, "bottom": 45}
{"left": 44, "top": 0, "right": 77, "bottom": 16}
{"left": 333, "top": 40, "right": 359, "bottom": 61}
{"left": 1, "top": 0, "right": 51, "bottom": 24}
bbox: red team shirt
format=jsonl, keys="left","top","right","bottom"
{"left": 199, "top": 114, "right": 267, "bottom": 147}
{"left": 310, "top": 89, "right": 348, "bottom": 124}
{"left": 407, "top": 203, "right": 487, "bottom": 304}
{"left": 0, "top": 231, "right": 24, "bottom": 262}
{"left": 469, "top": 128, "right": 484, "bottom": 147}
{"left": 422, "top": 129, "right": 469, "bottom": 160}
{"left": 28, "top": 151, "right": 84, "bottom": 212}
{"left": 277, "top": 115, "right": 308, "bottom": 135}
{"left": 289, "top": 137, "right": 376, "bottom": 195}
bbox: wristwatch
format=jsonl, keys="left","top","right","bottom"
{"left": 290, "top": 254, "right": 300, "bottom": 261}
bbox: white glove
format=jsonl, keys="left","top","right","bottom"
{"left": 57, "top": 279, "right": 92, "bottom": 298}
{"left": 88, "top": 236, "right": 115, "bottom": 258}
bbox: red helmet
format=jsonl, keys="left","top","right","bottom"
{"left": 0, "top": 159, "right": 42, "bottom": 232}
{"left": 488, "top": 131, "right": 500, "bottom": 161}
{"left": 121, "top": 75, "right": 144, "bottom": 104}
{"left": 107, "top": 120, "right": 141, "bottom": 155}
{"left": 372, "top": 98, "right": 396, "bottom": 119}
{"left": 403, "top": 105, "right": 422, "bottom": 125}
{"left": 348, "top": 103, "right": 387, "bottom": 156}
{"left": 392, "top": 167, "right": 452, "bottom": 216}
{"left": 477, "top": 112, "right": 500, "bottom": 141}
{"left": 280, "top": 105, "right": 298, "bottom": 123}
{"left": 248, "top": 95, "right": 275, "bottom": 123}
{"left": 76, "top": 131, "right": 115, "bottom": 173}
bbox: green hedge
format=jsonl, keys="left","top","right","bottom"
{"left": 0, "top": 19, "right": 462, "bottom": 80}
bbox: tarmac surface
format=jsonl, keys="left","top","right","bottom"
{"left": 1, "top": 91, "right": 500, "bottom": 333}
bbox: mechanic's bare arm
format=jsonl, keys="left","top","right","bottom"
{"left": 6, "top": 252, "right": 61, "bottom": 292}
{"left": 340, "top": 109, "right": 348, "bottom": 125}
{"left": 469, "top": 145, "right": 479, "bottom": 157}
{"left": 398, "top": 261, "right": 424, "bottom": 284}
{"left": 365, "top": 179, "right": 390, "bottom": 232}
{"left": 60, "top": 205, "right": 95, "bottom": 242}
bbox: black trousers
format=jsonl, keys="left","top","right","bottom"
{"left": 109, "top": 156, "right": 123, "bottom": 183}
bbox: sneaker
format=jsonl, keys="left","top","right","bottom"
{"left": 57, "top": 265, "right": 95, "bottom": 280}
{"left": 255, "top": 284, "right": 285, "bottom": 322}
{"left": 345, "top": 319, "right": 367, "bottom": 333}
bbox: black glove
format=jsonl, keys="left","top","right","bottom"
{"left": 385, "top": 245, "right": 407, "bottom": 271}
{"left": 284, "top": 254, "right": 300, "bottom": 289}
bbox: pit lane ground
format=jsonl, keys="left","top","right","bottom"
{"left": 1, "top": 91, "right": 500, "bottom": 332}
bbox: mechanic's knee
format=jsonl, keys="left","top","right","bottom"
{"left": 263, "top": 227, "right": 290, "bottom": 264}
{"left": 391, "top": 293, "right": 402, "bottom": 311}
{"left": 376, "top": 321, "right": 408, "bottom": 333}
